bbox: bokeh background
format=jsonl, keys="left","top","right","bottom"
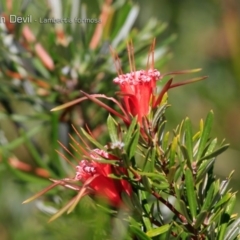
{"left": 0, "top": 0, "right": 239, "bottom": 239}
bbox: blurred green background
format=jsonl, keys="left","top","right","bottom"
{"left": 0, "top": 0, "right": 239, "bottom": 239}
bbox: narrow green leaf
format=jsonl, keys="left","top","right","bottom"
{"left": 128, "top": 126, "right": 140, "bottom": 159}
{"left": 111, "top": 1, "right": 132, "bottom": 39}
{"left": 208, "top": 208, "right": 224, "bottom": 225}
{"left": 162, "top": 68, "right": 202, "bottom": 77}
{"left": 198, "top": 174, "right": 208, "bottom": 202}
{"left": 177, "top": 120, "right": 185, "bottom": 141}
{"left": 142, "top": 148, "right": 151, "bottom": 171}
{"left": 196, "top": 111, "right": 214, "bottom": 160}
{"left": 219, "top": 171, "right": 234, "bottom": 195}
{"left": 107, "top": 115, "right": 118, "bottom": 143}
{"left": 184, "top": 118, "right": 193, "bottom": 162}
{"left": 131, "top": 192, "right": 143, "bottom": 214}
{"left": 81, "top": 128, "right": 104, "bottom": 149}
{"left": 129, "top": 225, "right": 152, "bottom": 240}
{"left": 196, "top": 158, "right": 215, "bottom": 184}
{"left": 169, "top": 136, "right": 178, "bottom": 167}
{"left": 225, "top": 194, "right": 237, "bottom": 215}
{"left": 201, "top": 182, "right": 215, "bottom": 211}
{"left": 178, "top": 200, "right": 192, "bottom": 223}
{"left": 146, "top": 224, "right": 170, "bottom": 237}
{"left": 224, "top": 217, "right": 240, "bottom": 240}
{"left": 142, "top": 176, "right": 152, "bottom": 192}
{"left": 112, "top": 5, "right": 139, "bottom": 48}
{"left": 174, "top": 166, "right": 183, "bottom": 182}
{"left": 152, "top": 104, "right": 167, "bottom": 130}
{"left": 214, "top": 193, "right": 232, "bottom": 210}
{"left": 140, "top": 190, "right": 152, "bottom": 231}
{"left": 136, "top": 171, "right": 167, "bottom": 182}
{"left": 150, "top": 147, "right": 156, "bottom": 172}
{"left": 196, "top": 142, "right": 214, "bottom": 167}
{"left": 151, "top": 182, "right": 169, "bottom": 190}
{"left": 205, "top": 138, "right": 218, "bottom": 155}
{"left": 180, "top": 145, "right": 192, "bottom": 169}
{"left": 124, "top": 116, "right": 138, "bottom": 148}
{"left": 167, "top": 166, "right": 177, "bottom": 183}
{"left": 162, "top": 131, "right": 169, "bottom": 151}
{"left": 194, "top": 211, "right": 208, "bottom": 229}
{"left": 193, "top": 131, "right": 200, "bottom": 142}
{"left": 198, "top": 144, "right": 229, "bottom": 163}
{"left": 157, "top": 120, "right": 167, "bottom": 145}
{"left": 32, "top": 58, "right": 50, "bottom": 79}
{"left": 185, "top": 168, "right": 197, "bottom": 219}
{"left": 209, "top": 222, "right": 217, "bottom": 240}
{"left": 174, "top": 183, "right": 182, "bottom": 201}
{"left": 218, "top": 194, "right": 237, "bottom": 240}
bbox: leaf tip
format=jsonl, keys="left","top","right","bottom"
{"left": 22, "top": 197, "right": 34, "bottom": 204}
{"left": 50, "top": 106, "right": 59, "bottom": 112}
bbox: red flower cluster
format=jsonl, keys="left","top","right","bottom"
{"left": 75, "top": 149, "right": 132, "bottom": 207}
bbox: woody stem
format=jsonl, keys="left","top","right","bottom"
{"left": 151, "top": 190, "right": 197, "bottom": 236}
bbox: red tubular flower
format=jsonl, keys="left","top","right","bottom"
{"left": 113, "top": 69, "right": 160, "bottom": 123}
{"left": 112, "top": 39, "right": 162, "bottom": 124}
{"left": 75, "top": 149, "right": 132, "bottom": 207}
{"left": 111, "top": 40, "right": 206, "bottom": 126}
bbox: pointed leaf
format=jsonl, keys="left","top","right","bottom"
{"left": 214, "top": 193, "right": 232, "bottom": 210}
{"left": 127, "top": 125, "right": 140, "bottom": 159}
{"left": 22, "top": 182, "right": 59, "bottom": 204}
{"left": 201, "top": 182, "right": 215, "bottom": 211}
{"left": 169, "top": 76, "right": 208, "bottom": 89}
{"left": 196, "top": 158, "right": 215, "bottom": 184}
{"left": 131, "top": 192, "right": 143, "bottom": 214}
{"left": 218, "top": 194, "right": 237, "bottom": 240}
{"left": 141, "top": 191, "right": 152, "bottom": 231}
{"left": 194, "top": 211, "right": 208, "bottom": 229}
{"left": 184, "top": 118, "right": 193, "bottom": 162}
{"left": 196, "top": 111, "right": 214, "bottom": 160}
{"left": 185, "top": 168, "right": 197, "bottom": 219}
{"left": 224, "top": 218, "right": 240, "bottom": 240}
{"left": 81, "top": 128, "right": 104, "bottom": 149}
{"left": 146, "top": 224, "right": 170, "bottom": 237}
{"left": 48, "top": 196, "right": 78, "bottom": 222}
{"left": 142, "top": 176, "right": 152, "bottom": 192}
{"left": 135, "top": 171, "right": 167, "bottom": 182}
{"left": 178, "top": 200, "right": 192, "bottom": 223}
{"left": 124, "top": 116, "right": 138, "bottom": 148}
{"left": 169, "top": 136, "right": 178, "bottom": 167}
{"left": 107, "top": 114, "right": 118, "bottom": 143}
{"left": 152, "top": 104, "right": 167, "bottom": 130}
{"left": 198, "top": 144, "right": 229, "bottom": 162}
{"left": 162, "top": 131, "right": 169, "bottom": 151}
{"left": 208, "top": 208, "right": 224, "bottom": 225}
{"left": 129, "top": 225, "right": 152, "bottom": 240}
{"left": 150, "top": 147, "right": 156, "bottom": 172}
{"left": 180, "top": 145, "right": 192, "bottom": 169}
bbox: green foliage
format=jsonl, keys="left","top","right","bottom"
{"left": 60, "top": 100, "right": 238, "bottom": 239}
{"left": 0, "top": 0, "right": 239, "bottom": 240}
